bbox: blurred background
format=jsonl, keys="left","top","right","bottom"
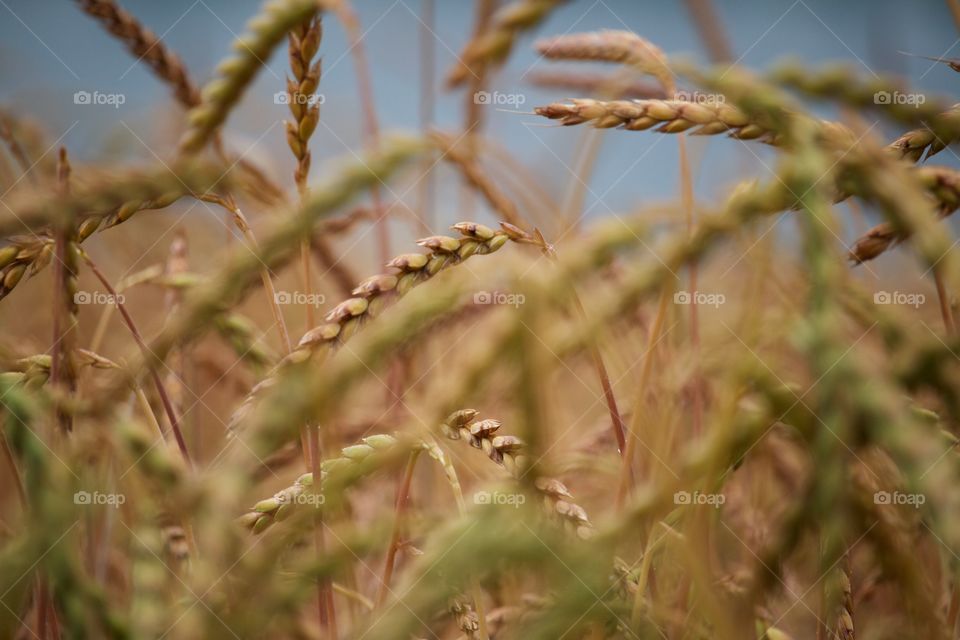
{"left": 1, "top": 0, "right": 958, "bottom": 212}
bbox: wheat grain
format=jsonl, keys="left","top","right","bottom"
{"left": 179, "top": 0, "right": 320, "bottom": 153}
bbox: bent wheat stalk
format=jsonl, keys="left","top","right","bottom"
{"left": 179, "top": 0, "right": 320, "bottom": 153}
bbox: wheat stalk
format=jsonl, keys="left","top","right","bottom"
{"left": 446, "top": 0, "right": 568, "bottom": 87}
{"left": 179, "top": 0, "right": 320, "bottom": 154}
{"left": 50, "top": 149, "right": 78, "bottom": 433}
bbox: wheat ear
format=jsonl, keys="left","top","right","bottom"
{"left": 0, "top": 192, "right": 194, "bottom": 301}
{"left": 441, "top": 409, "right": 593, "bottom": 538}
{"left": 447, "top": 0, "right": 567, "bottom": 87}
{"left": 241, "top": 434, "right": 402, "bottom": 533}
{"left": 534, "top": 98, "right": 853, "bottom": 146}
{"left": 535, "top": 30, "right": 673, "bottom": 90}
{"left": 0, "top": 161, "right": 225, "bottom": 238}
{"left": 179, "top": 0, "right": 320, "bottom": 153}
{"left": 228, "top": 222, "right": 512, "bottom": 433}
{"left": 848, "top": 166, "right": 960, "bottom": 263}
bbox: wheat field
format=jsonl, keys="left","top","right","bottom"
{"left": 0, "top": 0, "right": 959, "bottom": 638}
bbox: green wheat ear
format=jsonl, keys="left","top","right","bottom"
{"left": 179, "top": 0, "right": 321, "bottom": 154}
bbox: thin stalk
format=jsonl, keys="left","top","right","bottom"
{"left": 335, "top": 2, "right": 390, "bottom": 264}
{"left": 203, "top": 196, "right": 292, "bottom": 353}
{"left": 948, "top": 0, "right": 960, "bottom": 32}
{"left": 678, "top": 136, "right": 703, "bottom": 436}
{"left": 80, "top": 253, "right": 192, "bottom": 467}
{"left": 934, "top": 267, "right": 955, "bottom": 334}
{"left": 427, "top": 442, "right": 490, "bottom": 640}
{"left": 376, "top": 449, "right": 422, "bottom": 607}
{"left": 617, "top": 286, "right": 672, "bottom": 509}
{"left": 417, "top": 0, "right": 436, "bottom": 233}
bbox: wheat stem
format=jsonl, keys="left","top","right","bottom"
{"left": 80, "top": 252, "right": 193, "bottom": 468}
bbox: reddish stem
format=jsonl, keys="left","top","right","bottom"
{"left": 81, "top": 254, "right": 192, "bottom": 468}
{"left": 376, "top": 451, "right": 421, "bottom": 607}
